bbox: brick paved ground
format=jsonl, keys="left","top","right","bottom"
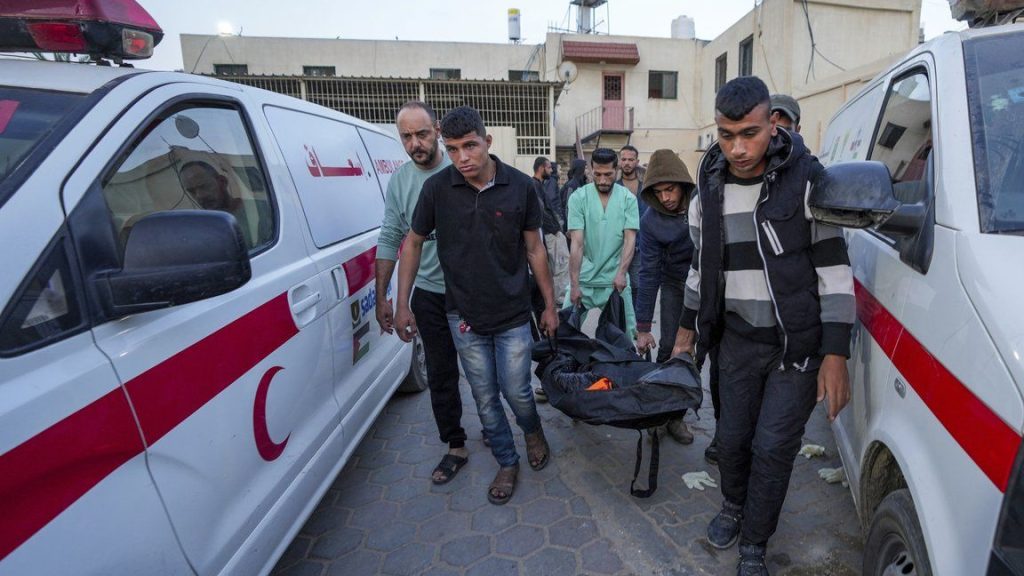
{"left": 273, "top": 312, "right": 864, "bottom": 576}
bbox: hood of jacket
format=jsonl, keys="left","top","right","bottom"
{"left": 640, "top": 149, "right": 696, "bottom": 216}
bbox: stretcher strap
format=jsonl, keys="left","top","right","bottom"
{"left": 630, "top": 428, "right": 660, "bottom": 498}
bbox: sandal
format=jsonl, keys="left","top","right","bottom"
{"left": 487, "top": 465, "right": 519, "bottom": 505}
{"left": 431, "top": 453, "right": 468, "bottom": 485}
{"left": 525, "top": 429, "right": 550, "bottom": 471}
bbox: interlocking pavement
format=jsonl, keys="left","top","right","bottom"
{"left": 272, "top": 374, "right": 863, "bottom": 575}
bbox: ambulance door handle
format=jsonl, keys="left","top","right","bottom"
{"left": 288, "top": 283, "right": 322, "bottom": 328}
{"left": 330, "top": 266, "right": 348, "bottom": 301}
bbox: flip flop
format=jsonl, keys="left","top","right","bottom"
{"left": 487, "top": 465, "right": 519, "bottom": 505}
{"left": 525, "top": 429, "right": 550, "bottom": 471}
{"left": 431, "top": 453, "right": 468, "bottom": 485}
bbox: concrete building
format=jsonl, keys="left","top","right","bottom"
{"left": 181, "top": 0, "right": 922, "bottom": 172}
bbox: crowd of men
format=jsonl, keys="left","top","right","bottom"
{"left": 374, "top": 75, "right": 850, "bottom": 576}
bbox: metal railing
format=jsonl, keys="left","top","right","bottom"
{"left": 216, "top": 75, "right": 555, "bottom": 157}
{"left": 575, "top": 104, "right": 634, "bottom": 142}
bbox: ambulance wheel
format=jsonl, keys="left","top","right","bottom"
{"left": 399, "top": 333, "right": 428, "bottom": 393}
{"left": 863, "top": 489, "right": 932, "bottom": 576}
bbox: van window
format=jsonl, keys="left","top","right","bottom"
{"left": 0, "top": 88, "right": 84, "bottom": 186}
{"left": 263, "top": 106, "right": 386, "bottom": 248}
{"left": 102, "top": 104, "right": 274, "bottom": 252}
{"left": 868, "top": 70, "right": 933, "bottom": 220}
{"left": 965, "top": 31, "right": 1024, "bottom": 234}
{"left": 0, "top": 237, "right": 83, "bottom": 354}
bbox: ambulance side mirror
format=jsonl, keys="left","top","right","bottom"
{"left": 809, "top": 161, "right": 928, "bottom": 238}
{"left": 96, "top": 210, "right": 251, "bottom": 317}
{"left": 809, "top": 161, "right": 898, "bottom": 228}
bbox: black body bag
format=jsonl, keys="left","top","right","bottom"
{"left": 533, "top": 292, "right": 703, "bottom": 497}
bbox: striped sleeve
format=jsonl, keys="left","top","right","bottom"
{"left": 681, "top": 192, "right": 702, "bottom": 329}
{"left": 807, "top": 183, "right": 855, "bottom": 357}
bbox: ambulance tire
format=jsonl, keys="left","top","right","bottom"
{"left": 863, "top": 489, "right": 932, "bottom": 576}
{"left": 399, "top": 333, "right": 429, "bottom": 393}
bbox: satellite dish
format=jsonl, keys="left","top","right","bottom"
{"left": 558, "top": 61, "right": 579, "bottom": 84}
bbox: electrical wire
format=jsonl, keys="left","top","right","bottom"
{"left": 755, "top": 2, "right": 778, "bottom": 91}
{"left": 801, "top": 0, "right": 845, "bottom": 83}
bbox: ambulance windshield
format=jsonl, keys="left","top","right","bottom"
{"left": 0, "top": 86, "right": 84, "bottom": 186}
{"left": 965, "top": 30, "right": 1024, "bottom": 234}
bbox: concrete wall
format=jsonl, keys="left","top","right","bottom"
{"left": 693, "top": 0, "right": 919, "bottom": 154}
{"left": 542, "top": 33, "right": 702, "bottom": 161}
{"left": 182, "top": 34, "right": 542, "bottom": 80}
{"left": 180, "top": 0, "right": 921, "bottom": 166}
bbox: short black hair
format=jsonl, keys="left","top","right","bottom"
{"left": 533, "top": 156, "right": 550, "bottom": 172}
{"left": 179, "top": 159, "right": 220, "bottom": 179}
{"left": 398, "top": 100, "right": 437, "bottom": 123}
{"left": 619, "top": 145, "right": 639, "bottom": 157}
{"left": 591, "top": 148, "right": 618, "bottom": 168}
{"left": 440, "top": 106, "right": 486, "bottom": 139}
{"left": 715, "top": 76, "right": 771, "bottom": 122}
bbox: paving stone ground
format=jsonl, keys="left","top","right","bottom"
{"left": 273, "top": 310, "right": 864, "bottom": 576}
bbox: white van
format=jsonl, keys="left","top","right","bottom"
{"left": 812, "top": 21, "right": 1024, "bottom": 576}
{"left": 0, "top": 5, "right": 423, "bottom": 575}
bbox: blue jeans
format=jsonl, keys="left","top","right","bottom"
{"left": 447, "top": 317, "right": 541, "bottom": 468}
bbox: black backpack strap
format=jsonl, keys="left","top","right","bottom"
{"left": 630, "top": 429, "right": 660, "bottom": 498}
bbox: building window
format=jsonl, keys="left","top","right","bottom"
{"left": 303, "top": 66, "right": 336, "bottom": 77}
{"left": 648, "top": 71, "right": 678, "bottom": 99}
{"left": 508, "top": 70, "right": 540, "bottom": 81}
{"left": 715, "top": 54, "right": 727, "bottom": 92}
{"left": 739, "top": 35, "right": 753, "bottom": 76}
{"left": 429, "top": 68, "right": 461, "bottom": 80}
{"left": 214, "top": 64, "right": 249, "bottom": 76}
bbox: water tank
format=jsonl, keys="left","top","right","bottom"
{"left": 508, "top": 8, "right": 521, "bottom": 42}
{"left": 671, "top": 15, "right": 696, "bottom": 39}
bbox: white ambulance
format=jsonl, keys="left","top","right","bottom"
{"left": 812, "top": 15, "right": 1024, "bottom": 576}
{"left": 0, "top": 2, "right": 424, "bottom": 575}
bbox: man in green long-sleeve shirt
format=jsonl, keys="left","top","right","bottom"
{"left": 375, "top": 101, "right": 469, "bottom": 485}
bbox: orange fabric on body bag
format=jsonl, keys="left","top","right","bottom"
{"left": 586, "top": 377, "right": 613, "bottom": 391}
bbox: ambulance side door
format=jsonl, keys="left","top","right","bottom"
{"left": 0, "top": 85, "right": 192, "bottom": 576}
{"left": 59, "top": 83, "right": 340, "bottom": 575}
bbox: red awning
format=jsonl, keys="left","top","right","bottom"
{"left": 562, "top": 40, "right": 639, "bottom": 65}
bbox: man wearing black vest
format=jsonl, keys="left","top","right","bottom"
{"left": 673, "top": 76, "right": 854, "bottom": 575}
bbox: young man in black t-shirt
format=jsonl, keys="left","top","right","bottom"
{"left": 395, "top": 106, "right": 558, "bottom": 506}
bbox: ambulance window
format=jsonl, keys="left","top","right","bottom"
{"left": 263, "top": 105, "right": 386, "bottom": 248}
{"left": 965, "top": 32, "right": 1024, "bottom": 234}
{"left": 0, "top": 237, "right": 84, "bottom": 354}
{"left": 0, "top": 88, "right": 84, "bottom": 186}
{"left": 102, "top": 104, "right": 275, "bottom": 254}
{"left": 869, "top": 70, "right": 933, "bottom": 237}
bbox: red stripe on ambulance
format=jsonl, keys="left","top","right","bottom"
{"left": 0, "top": 293, "right": 297, "bottom": 561}
{"left": 855, "top": 279, "right": 1022, "bottom": 492}
{"left": 342, "top": 245, "right": 376, "bottom": 295}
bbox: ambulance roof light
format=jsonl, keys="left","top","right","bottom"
{"left": 0, "top": 0, "right": 163, "bottom": 61}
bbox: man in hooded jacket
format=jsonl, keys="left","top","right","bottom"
{"left": 633, "top": 149, "right": 696, "bottom": 445}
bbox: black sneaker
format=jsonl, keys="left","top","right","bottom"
{"left": 707, "top": 500, "right": 743, "bottom": 549}
{"left": 704, "top": 435, "right": 719, "bottom": 466}
{"left": 737, "top": 543, "right": 769, "bottom": 576}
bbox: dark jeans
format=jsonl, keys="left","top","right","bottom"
{"left": 655, "top": 281, "right": 685, "bottom": 364}
{"left": 447, "top": 319, "right": 540, "bottom": 468}
{"left": 717, "top": 329, "right": 819, "bottom": 546}
{"left": 709, "top": 345, "right": 721, "bottom": 421}
{"left": 655, "top": 281, "right": 720, "bottom": 419}
{"left": 410, "top": 288, "right": 466, "bottom": 449}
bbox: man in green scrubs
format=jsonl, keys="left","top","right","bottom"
{"left": 566, "top": 147, "right": 639, "bottom": 337}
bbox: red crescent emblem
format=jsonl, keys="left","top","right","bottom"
{"left": 253, "top": 366, "right": 290, "bottom": 461}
